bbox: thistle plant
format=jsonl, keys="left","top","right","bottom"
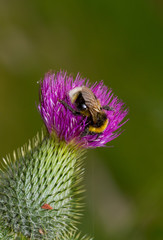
{"left": 0, "top": 71, "right": 128, "bottom": 239}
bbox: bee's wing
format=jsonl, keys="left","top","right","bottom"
{"left": 82, "top": 87, "right": 101, "bottom": 122}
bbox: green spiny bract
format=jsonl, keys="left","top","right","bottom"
{"left": 59, "top": 230, "right": 93, "bottom": 240}
{"left": 0, "top": 133, "right": 85, "bottom": 240}
{"left": 0, "top": 217, "right": 15, "bottom": 240}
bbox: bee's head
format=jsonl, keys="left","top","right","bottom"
{"left": 69, "top": 87, "right": 90, "bottom": 116}
{"left": 69, "top": 87, "right": 82, "bottom": 104}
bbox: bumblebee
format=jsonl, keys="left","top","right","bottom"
{"left": 59, "top": 86, "right": 112, "bottom": 136}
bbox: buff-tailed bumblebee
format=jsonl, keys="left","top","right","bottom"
{"left": 59, "top": 86, "right": 112, "bottom": 136}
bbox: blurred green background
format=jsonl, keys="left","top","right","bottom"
{"left": 0, "top": 0, "right": 163, "bottom": 239}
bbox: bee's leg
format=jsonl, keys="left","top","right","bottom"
{"left": 80, "top": 127, "right": 91, "bottom": 137}
{"left": 90, "top": 132, "right": 101, "bottom": 139}
{"left": 59, "top": 100, "right": 81, "bottom": 116}
{"left": 102, "top": 105, "right": 114, "bottom": 111}
{"left": 95, "top": 133, "right": 101, "bottom": 139}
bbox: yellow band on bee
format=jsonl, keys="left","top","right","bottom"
{"left": 89, "top": 119, "right": 108, "bottom": 133}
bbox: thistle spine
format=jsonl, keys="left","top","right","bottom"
{"left": 0, "top": 132, "right": 86, "bottom": 240}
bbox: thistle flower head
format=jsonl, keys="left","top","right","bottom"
{"left": 38, "top": 71, "right": 128, "bottom": 148}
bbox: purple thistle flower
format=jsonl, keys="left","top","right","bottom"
{"left": 38, "top": 71, "right": 128, "bottom": 148}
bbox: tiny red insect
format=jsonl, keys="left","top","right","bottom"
{"left": 41, "top": 203, "right": 53, "bottom": 210}
{"left": 39, "top": 229, "right": 44, "bottom": 235}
